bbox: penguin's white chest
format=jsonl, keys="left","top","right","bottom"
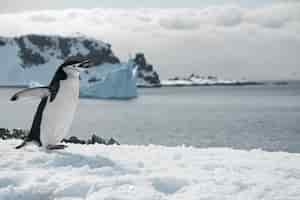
{"left": 40, "top": 77, "right": 79, "bottom": 146}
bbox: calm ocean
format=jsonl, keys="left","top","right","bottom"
{"left": 1, "top": 82, "right": 300, "bottom": 152}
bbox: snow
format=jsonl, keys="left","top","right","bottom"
{"left": 1, "top": 139, "right": 300, "bottom": 200}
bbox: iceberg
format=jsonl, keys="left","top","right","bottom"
{"left": 80, "top": 62, "right": 137, "bottom": 99}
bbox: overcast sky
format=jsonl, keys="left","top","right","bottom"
{"left": 0, "top": 0, "right": 278, "bottom": 13}
{"left": 0, "top": 0, "right": 299, "bottom": 80}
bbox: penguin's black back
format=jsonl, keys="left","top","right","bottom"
{"left": 49, "top": 66, "right": 67, "bottom": 101}
{"left": 25, "top": 97, "right": 48, "bottom": 146}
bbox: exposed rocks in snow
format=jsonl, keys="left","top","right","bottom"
{"left": 106, "top": 137, "right": 120, "bottom": 145}
{"left": 133, "top": 53, "right": 161, "bottom": 87}
{"left": 0, "top": 128, "right": 120, "bottom": 145}
{"left": 163, "top": 74, "right": 264, "bottom": 87}
{"left": 0, "top": 34, "right": 120, "bottom": 86}
{"left": 12, "top": 34, "right": 120, "bottom": 68}
{"left": 61, "top": 136, "right": 86, "bottom": 144}
{"left": 14, "top": 36, "right": 47, "bottom": 67}
{"left": 62, "top": 135, "right": 120, "bottom": 145}
{"left": 0, "top": 128, "right": 27, "bottom": 140}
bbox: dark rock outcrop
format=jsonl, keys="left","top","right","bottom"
{"left": 0, "top": 128, "right": 27, "bottom": 140}
{"left": 0, "top": 38, "right": 6, "bottom": 46}
{"left": 133, "top": 53, "right": 161, "bottom": 87}
{"left": 107, "top": 138, "right": 120, "bottom": 145}
{"left": 8, "top": 34, "right": 120, "bottom": 68}
{"left": 15, "top": 37, "right": 46, "bottom": 67}
{"left": 0, "top": 128, "right": 120, "bottom": 146}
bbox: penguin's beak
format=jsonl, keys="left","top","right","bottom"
{"left": 78, "top": 59, "right": 93, "bottom": 69}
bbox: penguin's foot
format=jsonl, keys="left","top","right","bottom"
{"left": 15, "top": 141, "right": 27, "bottom": 149}
{"left": 46, "top": 144, "right": 68, "bottom": 150}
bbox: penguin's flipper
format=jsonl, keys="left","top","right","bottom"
{"left": 10, "top": 87, "right": 50, "bottom": 101}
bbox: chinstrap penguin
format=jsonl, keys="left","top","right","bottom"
{"left": 11, "top": 57, "right": 92, "bottom": 150}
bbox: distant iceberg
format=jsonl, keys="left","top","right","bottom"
{"left": 80, "top": 62, "right": 137, "bottom": 99}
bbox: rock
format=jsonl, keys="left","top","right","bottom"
{"left": 0, "top": 128, "right": 10, "bottom": 140}
{"left": 0, "top": 38, "right": 6, "bottom": 46}
{"left": 133, "top": 53, "right": 161, "bottom": 87}
{"left": 87, "top": 134, "right": 106, "bottom": 145}
{"left": 0, "top": 128, "right": 120, "bottom": 146}
{"left": 0, "top": 128, "right": 27, "bottom": 140}
{"left": 106, "top": 138, "right": 120, "bottom": 145}
{"left": 62, "top": 136, "right": 85, "bottom": 144}
{"left": 11, "top": 129, "right": 27, "bottom": 139}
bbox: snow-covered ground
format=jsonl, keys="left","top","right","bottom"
{"left": 1, "top": 139, "right": 299, "bottom": 200}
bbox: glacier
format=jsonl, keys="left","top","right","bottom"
{"left": 0, "top": 139, "right": 300, "bottom": 200}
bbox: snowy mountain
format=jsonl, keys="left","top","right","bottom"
{"left": 0, "top": 34, "right": 138, "bottom": 98}
{"left": 133, "top": 53, "right": 161, "bottom": 87}
{"left": 1, "top": 139, "right": 299, "bottom": 200}
{"left": 0, "top": 34, "right": 119, "bottom": 85}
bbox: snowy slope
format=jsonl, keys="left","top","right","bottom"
{"left": 1, "top": 139, "right": 299, "bottom": 200}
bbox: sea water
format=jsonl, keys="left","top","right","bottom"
{"left": 1, "top": 82, "right": 300, "bottom": 152}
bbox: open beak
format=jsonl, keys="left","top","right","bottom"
{"left": 78, "top": 59, "right": 93, "bottom": 69}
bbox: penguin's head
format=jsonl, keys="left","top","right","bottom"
{"left": 61, "top": 57, "right": 92, "bottom": 77}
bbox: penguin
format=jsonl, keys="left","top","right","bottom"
{"left": 11, "top": 57, "right": 92, "bottom": 150}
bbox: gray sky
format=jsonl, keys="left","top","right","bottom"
{"left": 0, "top": 0, "right": 299, "bottom": 80}
{"left": 0, "top": 0, "right": 277, "bottom": 13}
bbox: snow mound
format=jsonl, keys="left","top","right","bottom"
{"left": 1, "top": 139, "right": 300, "bottom": 200}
